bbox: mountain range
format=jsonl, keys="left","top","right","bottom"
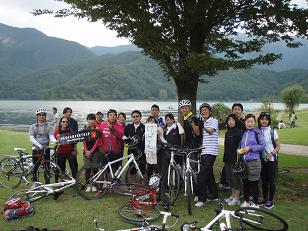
{"left": 0, "top": 23, "right": 307, "bottom": 101}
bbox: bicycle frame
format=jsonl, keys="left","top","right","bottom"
{"left": 91, "top": 153, "right": 143, "bottom": 187}
{"left": 184, "top": 151, "right": 200, "bottom": 195}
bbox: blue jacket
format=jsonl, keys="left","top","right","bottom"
{"left": 239, "top": 128, "right": 265, "bottom": 162}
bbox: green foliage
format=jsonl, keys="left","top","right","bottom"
{"left": 34, "top": 1, "right": 308, "bottom": 112}
{"left": 281, "top": 84, "right": 305, "bottom": 116}
{"left": 211, "top": 103, "right": 231, "bottom": 128}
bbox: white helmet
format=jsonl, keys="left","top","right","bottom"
{"left": 178, "top": 99, "right": 192, "bottom": 108}
{"left": 36, "top": 108, "right": 47, "bottom": 115}
{"left": 149, "top": 174, "right": 160, "bottom": 190}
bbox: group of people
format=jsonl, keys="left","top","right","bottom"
{"left": 28, "top": 101, "right": 280, "bottom": 210}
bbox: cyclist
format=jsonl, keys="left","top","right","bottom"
{"left": 29, "top": 108, "right": 57, "bottom": 183}
{"left": 95, "top": 111, "right": 104, "bottom": 127}
{"left": 82, "top": 113, "right": 100, "bottom": 192}
{"left": 178, "top": 99, "right": 202, "bottom": 149}
{"left": 54, "top": 116, "right": 77, "bottom": 178}
{"left": 195, "top": 103, "right": 219, "bottom": 207}
{"left": 124, "top": 110, "right": 146, "bottom": 175}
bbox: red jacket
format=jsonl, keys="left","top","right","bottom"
{"left": 54, "top": 129, "right": 74, "bottom": 154}
{"left": 98, "top": 121, "right": 124, "bottom": 154}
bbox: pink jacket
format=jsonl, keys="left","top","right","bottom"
{"left": 99, "top": 121, "right": 124, "bottom": 154}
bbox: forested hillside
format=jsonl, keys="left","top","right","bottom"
{"left": 0, "top": 23, "right": 308, "bottom": 101}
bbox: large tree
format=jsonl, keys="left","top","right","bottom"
{"left": 281, "top": 84, "right": 305, "bottom": 117}
{"left": 35, "top": 0, "right": 308, "bottom": 112}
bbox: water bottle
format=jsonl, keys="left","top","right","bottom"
{"left": 114, "top": 166, "right": 122, "bottom": 177}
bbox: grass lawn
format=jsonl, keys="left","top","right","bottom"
{"left": 0, "top": 129, "right": 308, "bottom": 230}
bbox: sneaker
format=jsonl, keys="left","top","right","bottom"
{"left": 91, "top": 186, "right": 97, "bottom": 192}
{"left": 85, "top": 186, "right": 92, "bottom": 192}
{"left": 264, "top": 201, "right": 274, "bottom": 209}
{"left": 258, "top": 199, "right": 267, "bottom": 206}
{"left": 249, "top": 202, "right": 260, "bottom": 209}
{"left": 240, "top": 201, "right": 250, "bottom": 208}
{"left": 207, "top": 196, "right": 219, "bottom": 202}
{"left": 219, "top": 183, "right": 231, "bottom": 190}
{"left": 225, "top": 196, "right": 233, "bottom": 203}
{"left": 195, "top": 201, "right": 205, "bottom": 207}
{"left": 194, "top": 196, "right": 198, "bottom": 202}
{"left": 228, "top": 198, "right": 240, "bottom": 206}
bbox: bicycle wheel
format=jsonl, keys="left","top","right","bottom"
{"left": 118, "top": 202, "right": 161, "bottom": 222}
{"left": 11, "top": 188, "right": 47, "bottom": 203}
{"left": 186, "top": 172, "right": 193, "bottom": 216}
{"left": 113, "top": 181, "right": 141, "bottom": 196}
{"left": 235, "top": 207, "right": 288, "bottom": 231}
{"left": 36, "top": 160, "right": 61, "bottom": 184}
{"left": 76, "top": 164, "right": 109, "bottom": 200}
{"left": 125, "top": 164, "right": 148, "bottom": 187}
{"left": 0, "top": 157, "right": 22, "bottom": 188}
{"left": 162, "top": 164, "right": 180, "bottom": 205}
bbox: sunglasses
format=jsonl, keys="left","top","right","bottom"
{"left": 260, "top": 112, "right": 270, "bottom": 116}
{"left": 62, "top": 121, "right": 69, "bottom": 123}
{"left": 37, "top": 114, "right": 46, "bottom": 116}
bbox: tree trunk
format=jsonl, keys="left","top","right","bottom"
{"left": 174, "top": 74, "right": 199, "bottom": 122}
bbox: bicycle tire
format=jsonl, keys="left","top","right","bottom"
{"left": 76, "top": 164, "right": 109, "bottom": 200}
{"left": 11, "top": 188, "right": 47, "bottom": 203}
{"left": 162, "top": 164, "right": 180, "bottom": 205}
{"left": 118, "top": 202, "right": 161, "bottom": 223}
{"left": 235, "top": 207, "right": 288, "bottom": 231}
{"left": 0, "top": 157, "right": 22, "bottom": 188}
{"left": 125, "top": 164, "right": 148, "bottom": 187}
{"left": 186, "top": 172, "right": 193, "bottom": 216}
{"left": 35, "top": 160, "right": 61, "bottom": 184}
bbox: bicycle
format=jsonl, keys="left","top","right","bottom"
{"left": 95, "top": 211, "right": 179, "bottom": 231}
{"left": 118, "top": 184, "right": 161, "bottom": 223}
{"left": 75, "top": 152, "right": 147, "bottom": 200}
{"left": 180, "top": 202, "right": 288, "bottom": 231}
{"left": 161, "top": 145, "right": 202, "bottom": 215}
{"left": 0, "top": 147, "right": 61, "bottom": 188}
{"left": 10, "top": 173, "right": 76, "bottom": 203}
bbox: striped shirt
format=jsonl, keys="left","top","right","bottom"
{"left": 201, "top": 117, "right": 219, "bottom": 156}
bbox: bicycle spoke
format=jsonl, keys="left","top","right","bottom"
{"left": 0, "top": 158, "right": 22, "bottom": 188}
{"left": 118, "top": 202, "right": 161, "bottom": 222}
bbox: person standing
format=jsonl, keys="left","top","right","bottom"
{"left": 29, "top": 108, "right": 57, "bottom": 183}
{"left": 290, "top": 111, "right": 297, "bottom": 128}
{"left": 195, "top": 103, "right": 219, "bottom": 207}
{"left": 95, "top": 111, "right": 104, "bottom": 127}
{"left": 238, "top": 114, "right": 265, "bottom": 208}
{"left": 50, "top": 107, "right": 60, "bottom": 131}
{"left": 124, "top": 110, "right": 146, "bottom": 175}
{"left": 150, "top": 104, "right": 165, "bottom": 127}
{"left": 258, "top": 112, "right": 280, "bottom": 209}
{"left": 223, "top": 114, "right": 243, "bottom": 206}
{"left": 54, "top": 117, "right": 77, "bottom": 178}
{"left": 62, "top": 107, "right": 78, "bottom": 178}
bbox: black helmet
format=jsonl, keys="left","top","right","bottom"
{"left": 199, "top": 103, "right": 211, "bottom": 112}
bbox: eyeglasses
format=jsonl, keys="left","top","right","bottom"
{"left": 37, "top": 114, "right": 46, "bottom": 116}
{"left": 62, "top": 121, "right": 69, "bottom": 123}
{"left": 132, "top": 115, "right": 140, "bottom": 118}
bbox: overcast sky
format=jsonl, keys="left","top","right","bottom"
{"left": 0, "top": 0, "right": 307, "bottom": 48}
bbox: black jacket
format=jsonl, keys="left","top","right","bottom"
{"left": 223, "top": 127, "right": 243, "bottom": 163}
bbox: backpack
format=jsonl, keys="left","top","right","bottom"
{"left": 3, "top": 198, "right": 34, "bottom": 221}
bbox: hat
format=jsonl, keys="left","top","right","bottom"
{"left": 96, "top": 111, "right": 103, "bottom": 115}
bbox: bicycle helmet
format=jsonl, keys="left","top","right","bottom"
{"left": 199, "top": 103, "right": 212, "bottom": 112}
{"left": 178, "top": 99, "right": 192, "bottom": 108}
{"left": 35, "top": 108, "right": 47, "bottom": 115}
{"left": 149, "top": 174, "right": 160, "bottom": 191}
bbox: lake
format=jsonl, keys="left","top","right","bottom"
{"left": 1, "top": 100, "right": 307, "bottom": 130}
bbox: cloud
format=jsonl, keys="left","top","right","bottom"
{"left": 0, "top": 0, "right": 130, "bottom": 47}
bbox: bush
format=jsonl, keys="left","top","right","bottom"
{"left": 212, "top": 103, "right": 231, "bottom": 128}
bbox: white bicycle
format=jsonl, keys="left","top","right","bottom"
{"left": 10, "top": 173, "right": 76, "bottom": 202}
{"left": 75, "top": 152, "right": 146, "bottom": 200}
{"left": 180, "top": 202, "right": 288, "bottom": 231}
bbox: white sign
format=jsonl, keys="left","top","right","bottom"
{"left": 144, "top": 123, "right": 157, "bottom": 164}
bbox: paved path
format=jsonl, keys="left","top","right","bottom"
{"left": 218, "top": 138, "right": 308, "bottom": 157}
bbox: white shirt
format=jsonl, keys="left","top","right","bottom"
{"left": 202, "top": 117, "right": 219, "bottom": 156}
{"left": 261, "top": 126, "right": 279, "bottom": 161}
